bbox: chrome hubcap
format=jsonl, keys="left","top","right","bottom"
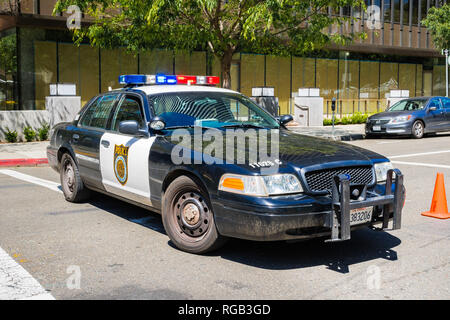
{"left": 64, "top": 162, "right": 75, "bottom": 192}
{"left": 183, "top": 203, "right": 200, "bottom": 226}
{"left": 175, "top": 192, "right": 210, "bottom": 237}
{"left": 414, "top": 123, "right": 423, "bottom": 136}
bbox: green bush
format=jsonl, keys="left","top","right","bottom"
{"left": 4, "top": 128, "right": 18, "bottom": 143}
{"left": 323, "top": 118, "right": 333, "bottom": 126}
{"left": 38, "top": 123, "right": 50, "bottom": 141}
{"left": 350, "top": 112, "right": 369, "bottom": 124}
{"left": 23, "top": 126, "right": 36, "bottom": 142}
{"left": 340, "top": 116, "right": 351, "bottom": 125}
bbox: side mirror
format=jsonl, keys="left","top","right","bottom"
{"left": 119, "top": 120, "right": 146, "bottom": 136}
{"left": 149, "top": 117, "right": 166, "bottom": 131}
{"left": 279, "top": 114, "right": 293, "bottom": 125}
{"left": 428, "top": 106, "right": 437, "bottom": 112}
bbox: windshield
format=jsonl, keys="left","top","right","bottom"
{"left": 148, "top": 92, "right": 280, "bottom": 129}
{"left": 388, "top": 98, "right": 429, "bottom": 111}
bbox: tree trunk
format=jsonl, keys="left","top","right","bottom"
{"left": 220, "top": 51, "right": 234, "bottom": 89}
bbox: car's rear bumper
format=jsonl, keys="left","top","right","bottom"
{"left": 46, "top": 145, "right": 59, "bottom": 172}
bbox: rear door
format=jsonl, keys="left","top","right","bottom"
{"left": 99, "top": 94, "right": 155, "bottom": 206}
{"left": 73, "top": 93, "right": 120, "bottom": 188}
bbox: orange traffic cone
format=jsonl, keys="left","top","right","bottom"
{"left": 421, "top": 173, "right": 450, "bottom": 219}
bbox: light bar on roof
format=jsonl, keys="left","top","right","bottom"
{"left": 118, "top": 74, "right": 220, "bottom": 86}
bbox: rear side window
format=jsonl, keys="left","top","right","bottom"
{"left": 79, "top": 94, "right": 118, "bottom": 129}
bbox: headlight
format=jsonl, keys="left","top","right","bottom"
{"left": 390, "top": 115, "right": 412, "bottom": 124}
{"left": 374, "top": 162, "right": 394, "bottom": 182}
{"left": 218, "top": 173, "right": 303, "bottom": 196}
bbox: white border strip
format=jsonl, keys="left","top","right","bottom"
{"left": 0, "top": 246, "right": 55, "bottom": 300}
{"left": 389, "top": 150, "right": 450, "bottom": 159}
{"left": 0, "top": 169, "right": 62, "bottom": 193}
{"left": 391, "top": 160, "right": 450, "bottom": 169}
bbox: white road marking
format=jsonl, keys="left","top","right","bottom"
{"left": 0, "top": 169, "right": 62, "bottom": 193}
{"left": 0, "top": 246, "right": 55, "bottom": 300}
{"left": 389, "top": 150, "right": 450, "bottom": 159}
{"left": 376, "top": 141, "right": 401, "bottom": 145}
{"left": 391, "top": 161, "right": 450, "bottom": 169}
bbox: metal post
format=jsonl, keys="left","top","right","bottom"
{"left": 445, "top": 49, "right": 449, "bottom": 97}
{"left": 331, "top": 98, "right": 336, "bottom": 137}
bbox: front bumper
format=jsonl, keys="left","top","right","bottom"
{"left": 212, "top": 169, "right": 404, "bottom": 242}
{"left": 365, "top": 121, "right": 412, "bottom": 135}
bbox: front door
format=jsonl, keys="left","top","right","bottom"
{"left": 99, "top": 94, "right": 155, "bottom": 206}
{"left": 441, "top": 97, "right": 450, "bottom": 130}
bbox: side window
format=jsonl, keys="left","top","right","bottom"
{"left": 443, "top": 98, "right": 450, "bottom": 109}
{"left": 79, "top": 94, "right": 118, "bottom": 129}
{"left": 428, "top": 99, "right": 441, "bottom": 110}
{"left": 111, "top": 95, "right": 145, "bottom": 131}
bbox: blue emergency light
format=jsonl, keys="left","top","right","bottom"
{"left": 118, "top": 74, "right": 220, "bottom": 86}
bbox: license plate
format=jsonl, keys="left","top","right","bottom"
{"left": 372, "top": 125, "right": 381, "bottom": 131}
{"left": 350, "top": 207, "right": 373, "bottom": 226}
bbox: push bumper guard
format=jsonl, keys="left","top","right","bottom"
{"left": 326, "top": 169, "right": 403, "bottom": 242}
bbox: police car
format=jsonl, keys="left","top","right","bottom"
{"left": 47, "top": 74, "right": 405, "bottom": 254}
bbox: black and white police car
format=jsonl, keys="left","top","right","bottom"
{"left": 47, "top": 74, "right": 405, "bottom": 254}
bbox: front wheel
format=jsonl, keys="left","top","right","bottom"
{"left": 411, "top": 120, "right": 424, "bottom": 139}
{"left": 162, "top": 175, "right": 227, "bottom": 254}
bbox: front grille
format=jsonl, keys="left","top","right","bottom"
{"left": 370, "top": 119, "right": 390, "bottom": 125}
{"left": 304, "top": 166, "right": 374, "bottom": 193}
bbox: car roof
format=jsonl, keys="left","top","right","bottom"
{"left": 117, "top": 85, "right": 239, "bottom": 96}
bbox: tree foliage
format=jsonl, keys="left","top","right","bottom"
{"left": 422, "top": 4, "right": 450, "bottom": 51}
{"left": 54, "top": 0, "right": 366, "bottom": 87}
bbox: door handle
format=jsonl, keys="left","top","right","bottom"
{"left": 72, "top": 134, "right": 79, "bottom": 141}
{"left": 101, "top": 140, "right": 110, "bottom": 148}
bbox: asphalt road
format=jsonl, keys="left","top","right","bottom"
{"left": 0, "top": 134, "right": 449, "bottom": 300}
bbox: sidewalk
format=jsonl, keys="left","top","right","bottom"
{"left": 288, "top": 124, "right": 365, "bottom": 141}
{"left": 0, "top": 141, "right": 48, "bottom": 167}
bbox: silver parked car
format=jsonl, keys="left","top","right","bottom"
{"left": 366, "top": 97, "right": 450, "bottom": 138}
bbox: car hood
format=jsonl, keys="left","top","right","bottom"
{"left": 369, "top": 110, "right": 415, "bottom": 119}
{"left": 163, "top": 128, "right": 386, "bottom": 171}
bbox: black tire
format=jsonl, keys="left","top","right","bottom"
{"left": 411, "top": 120, "right": 424, "bottom": 139}
{"left": 60, "top": 153, "right": 91, "bottom": 202}
{"left": 162, "top": 175, "right": 227, "bottom": 254}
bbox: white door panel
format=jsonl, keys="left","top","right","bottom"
{"left": 100, "top": 132, "right": 155, "bottom": 206}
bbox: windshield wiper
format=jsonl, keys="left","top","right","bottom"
{"left": 164, "top": 125, "right": 216, "bottom": 130}
{"left": 222, "top": 123, "right": 267, "bottom": 129}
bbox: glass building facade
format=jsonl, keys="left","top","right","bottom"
{"left": 0, "top": 0, "right": 448, "bottom": 115}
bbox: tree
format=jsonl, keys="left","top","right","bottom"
{"left": 422, "top": 3, "right": 450, "bottom": 51}
{"left": 54, "top": 0, "right": 365, "bottom": 88}
{"left": 0, "top": 0, "right": 22, "bottom": 15}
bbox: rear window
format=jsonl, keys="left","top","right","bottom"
{"left": 79, "top": 94, "right": 118, "bottom": 129}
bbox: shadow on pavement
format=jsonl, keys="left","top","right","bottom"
{"left": 214, "top": 229, "right": 400, "bottom": 274}
{"left": 87, "top": 192, "right": 166, "bottom": 235}
{"left": 86, "top": 192, "right": 401, "bottom": 274}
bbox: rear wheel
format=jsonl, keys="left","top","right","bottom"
{"left": 411, "top": 120, "right": 424, "bottom": 139}
{"left": 162, "top": 175, "right": 227, "bottom": 254}
{"left": 60, "top": 153, "right": 90, "bottom": 202}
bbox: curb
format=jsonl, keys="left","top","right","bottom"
{"left": 0, "top": 158, "right": 49, "bottom": 167}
